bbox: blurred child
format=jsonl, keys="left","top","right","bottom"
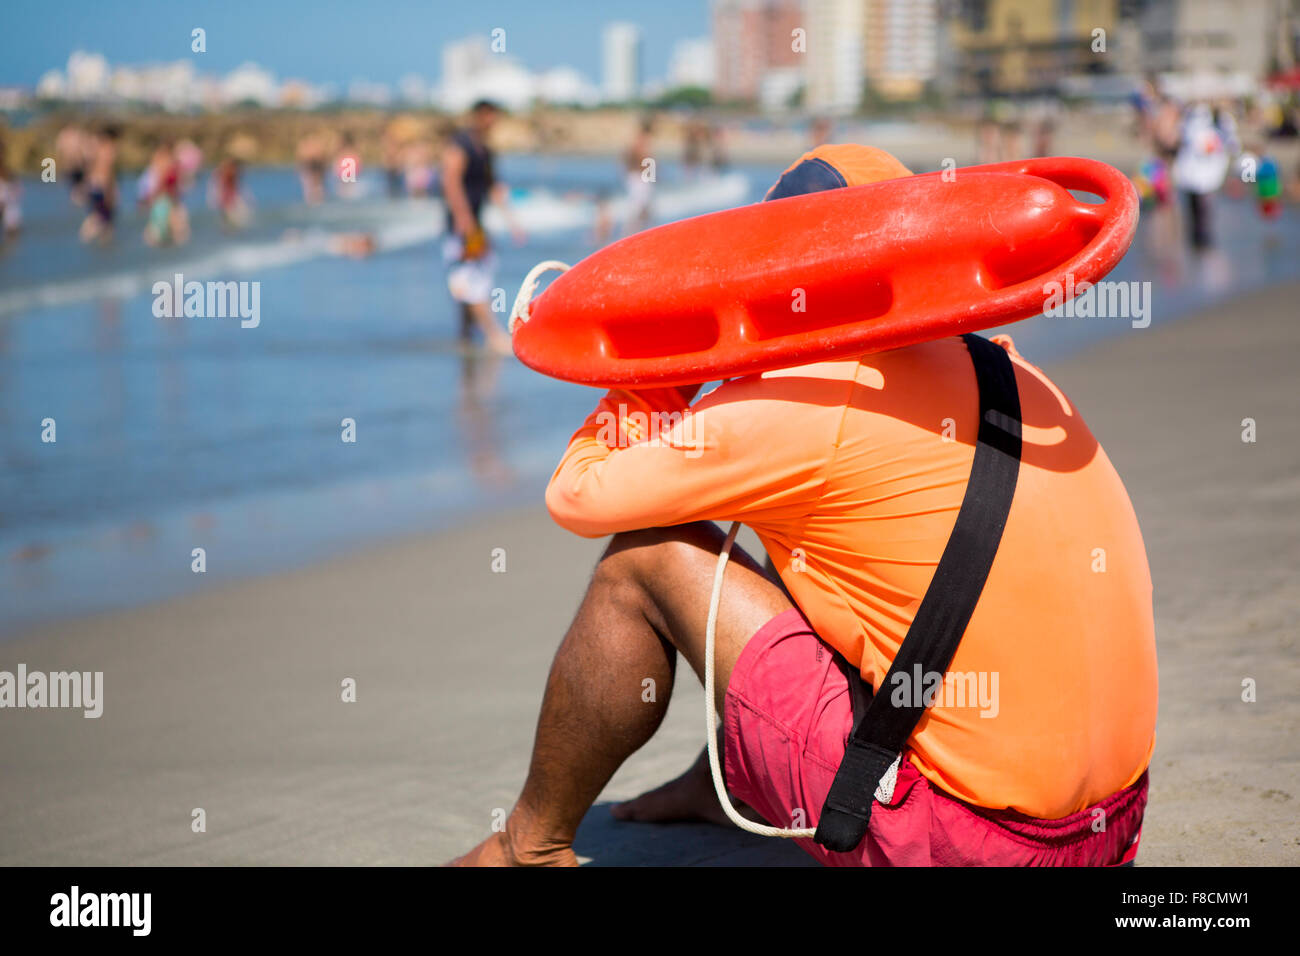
{"left": 209, "top": 156, "right": 251, "bottom": 229}
{"left": 142, "top": 140, "right": 190, "bottom": 247}
{"left": 1255, "top": 154, "right": 1282, "bottom": 220}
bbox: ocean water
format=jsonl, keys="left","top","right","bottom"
{"left": 1, "top": 154, "right": 1296, "bottom": 634}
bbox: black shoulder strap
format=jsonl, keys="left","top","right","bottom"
{"left": 813, "top": 334, "right": 1022, "bottom": 854}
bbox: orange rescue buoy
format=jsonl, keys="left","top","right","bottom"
{"left": 511, "top": 156, "right": 1138, "bottom": 388}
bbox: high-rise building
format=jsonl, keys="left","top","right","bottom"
{"left": 669, "top": 36, "right": 717, "bottom": 89}
{"left": 439, "top": 35, "right": 538, "bottom": 111}
{"left": 66, "top": 51, "right": 111, "bottom": 100}
{"left": 712, "top": 0, "right": 805, "bottom": 101}
{"left": 863, "top": 0, "right": 939, "bottom": 99}
{"left": 222, "top": 62, "right": 278, "bottom": 107}
{"left": 945, "top": 0, "right": 1127, "bottom": 97}
{"left": 603, "top": 22, "right": 643, "bottom": 102}
{"left": 804, "top": 0, "right": 866, "bottom": 112}
{"left": 1133, "top": 0, "right": 1273, "bottom": 78}
{"left": 442, "top": 35, "right": 491, "bottom": 99}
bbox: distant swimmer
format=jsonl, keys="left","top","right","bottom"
{"left": 382, "top": 121, "right": 406, "bottom": 198}
{"left": 296, "top": 131, "right": 329, "bottom": 205}
{"left": 142, "top": 140, "right": 191, "bottom": 247}
{"left": 682, "top": 118, "right": 706, "bottom": 177}
{"left": 55, "top": 123, "right": 91, "bottom": 205}
{"left": 175, "top": 138, "right": 204, "bottom": 191}
{"left": 334, "top": 131, "right": 361, "bottom": 200}
{"left": 329, "top": 231, "right": 376, "bottom": 258}
{"left": 622, "top": 116, "right": 655, "bottom": 235}
{"left": 210, "top": 156, "right": 251, "bottom": 229}
{"left": 279, "top": 227, "right": 376, "bottom": 260}
{"left": 707, "top": 121, "right": 729, "bottom": 172}
{"left": 403, "top": 140, "right": 437, "bottom": 198}
{"left": 440, "top": 99, "right": 523, "bottom": 355}
{"left": 591, "top": 188, "right": 614, "bottom": 246}
{"left": 0, "top": 140, "right": 21, "bottom": 239}
{"left": 79, "top": 125, "right": 120, "bottom": 244}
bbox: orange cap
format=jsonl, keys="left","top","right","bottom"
{"left": 765, "top": 144, "right": 913, "bottom": 201}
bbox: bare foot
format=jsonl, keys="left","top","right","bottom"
{"left": 611, "top": 750, "right": 761, "bottom": 828}
{"left": 447, "top": 830, "right": 579, "bottom": 867}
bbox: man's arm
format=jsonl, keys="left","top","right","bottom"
{"left": 441, "top": 142, "right": 477, "bottom": 236}
{"left": 489, "top": 181, "right": 526, "bottom": 244}
{"left": 545, "top": 376, "right": 844, "bottom": 538}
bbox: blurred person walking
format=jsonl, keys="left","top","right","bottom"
{"left": 1173, "top": 103, "right": 1230, "bottom": 250}
{"left": 440, "top": 99, "right": 522, "bottom": 354}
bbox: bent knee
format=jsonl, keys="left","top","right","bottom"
{"left": 602, "top": 523, "right": 727, "bottom": 573}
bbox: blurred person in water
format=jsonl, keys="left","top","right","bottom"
{"left": 622, "top": 117, "right": 655, "bottom": 235}
{"left": 404, "top": 140, "right": 438, "bottom": 198}
{"left": 79, "top": 125, "right": 120, "bottom": 244}
{"left": 335, "top": 132, "right": 362, "bottom": 200}
{"left": 0, "top": 133, "right": 21, "bottom": 240}
{"left": 55, "top": 123, "right": 92, "bottom": 206}
{"left": 141, "top": 140, "right": 190, "bottom": 247}
{"left": 209, "top": 156, "right": 251, "bottom": 230}
{"left": 440, "top": 99, "right": 523, "bottom": 354}
{"left": 296, "top": 130, "right": 328, "bottom": 205}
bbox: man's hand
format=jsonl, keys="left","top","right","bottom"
{"left": 614, "top": 384, "right": 703, "bottom": 414}
{"left": 490, "top": 183, "right": 527, "bottom": 246}
{"left": 453, "top": 210, "right": 478, "bottom": 239}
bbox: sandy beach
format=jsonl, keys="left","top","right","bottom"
{"left": 1, "top": 280, "right": 1297, "bottom": 867}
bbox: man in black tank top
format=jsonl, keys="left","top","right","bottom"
{"left": 445, "top": 130, "right": 493, "bottom": 232}
{"left": 441, "top": 99, "right": 521, "bottom": 353}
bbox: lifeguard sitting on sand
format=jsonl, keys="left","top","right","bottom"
{"left": 452, "top": 145, "right": 1158, "bottom": 867}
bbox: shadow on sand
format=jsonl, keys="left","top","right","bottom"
{"left": 574, "top": 802, "right": 820, "bottom": 867}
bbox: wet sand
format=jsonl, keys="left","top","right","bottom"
{"left": 2, "top": 281, "right": 1297, "bottom": 866}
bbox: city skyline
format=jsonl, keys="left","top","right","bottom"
{"left": 21, "top": 27, "right": 718, "bottom": 113}
{"left": 4, "top": 1, "right": 1295, "bottom": 114}
{"left": 0, "top": 0, "right": 710, "bottom": 89}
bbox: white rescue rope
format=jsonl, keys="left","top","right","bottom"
{"left": 508, "top": 260, "right": 571, "bottom": 334}
{"left": 705, "top": 521, "right": 817, "bottom": 839}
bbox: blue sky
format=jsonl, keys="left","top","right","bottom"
{"left": 3, "top": 0, "right": 710, "bottom": 86}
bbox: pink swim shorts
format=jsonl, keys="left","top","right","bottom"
{"left": 722, "top": 608, "right": 1148, "bottom": 866}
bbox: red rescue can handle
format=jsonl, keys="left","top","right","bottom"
{"left": 968, "top": 155, "right": 1136, "bottom": 233}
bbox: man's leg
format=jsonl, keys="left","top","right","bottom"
{"left": 612, "top": 550, "right": 796, "bottom": 825}
{"left": 458, "top": 303, "right": 474, "bottom": 342}
{"left": 466, "top": 301, "right": 512, "bottom": 354}
{"left": 451, "top": 522, "right": 792, "bottom": 866}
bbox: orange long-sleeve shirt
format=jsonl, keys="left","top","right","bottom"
{"left": 546, "top": 335, "right": 1157, "bottom": 819}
